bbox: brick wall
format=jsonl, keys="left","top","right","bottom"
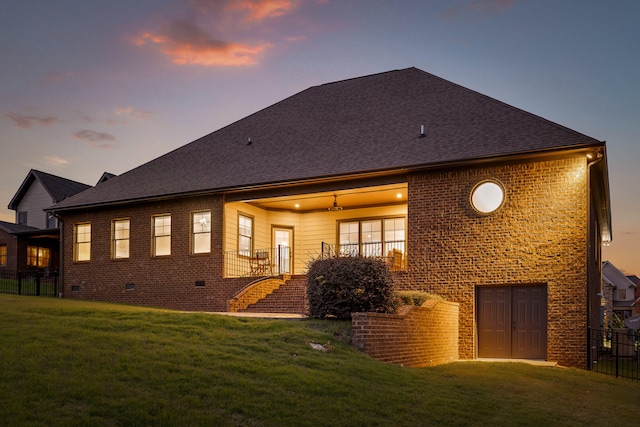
{"left": 58, "top": 153, "right": 596, "bottom": 368}
{"left": 352, "top": 300, "right": 459, "bottom": 367}
{"left": 228, "top": 277, "right": 285, "bottom": 312}
{"left": 0, "top": 228, "right": 19, "bottom": 271}
{"left": 60, "top": 195, "right": 251, "bottom": 311}
{"left": 395, "top": 155, "right": 590, "bottom": 368}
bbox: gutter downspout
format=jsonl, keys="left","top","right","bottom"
{"left": 53, "top": 213, "right": 63, "bottom": 298}
{"left": 586, "top": 151, "right": 603, "bottom": 369}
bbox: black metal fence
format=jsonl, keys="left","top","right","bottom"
{"left": 589, "top": 327, "right": 639, "bottom": 381}
{"left": 0, "top": 269, "right": 59, "bottom": 297}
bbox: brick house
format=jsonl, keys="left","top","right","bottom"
{"left": 0, "top": 169, "right": 90, "bottom": 273}
{"left": 49, "top": 68, "right": 611, "bottom": 368}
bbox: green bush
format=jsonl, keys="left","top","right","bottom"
{"left": 306, "top": 256, "right": 395, "bottom": 319}
{"left": 395, "top": 290, "right": 443, "bottom": 306}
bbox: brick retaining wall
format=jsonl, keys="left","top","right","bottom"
{"left": 352, "top": 300, "right": 459, "bottom": 367}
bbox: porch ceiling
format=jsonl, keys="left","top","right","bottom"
{"left": 246, "top": 183, "right": 407, "bottom": 212}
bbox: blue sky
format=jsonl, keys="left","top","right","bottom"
{"left": 1, "top": 0, "right": 638, "bottom": 274}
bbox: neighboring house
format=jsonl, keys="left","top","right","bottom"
{"left": 49, "top": 67, "right": 611, "bottom": 368}
{"left": 626, "top": 274, "right": 640, "bottom": 316}
{"left": 0, "top": 169, "right": 91, "bottom": 272}
{"left": 602, "top": 261, "right": 638, "bottom": 327}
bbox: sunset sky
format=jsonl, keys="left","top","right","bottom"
{"left": 1, "top": 0, "right": 638, "bottom": 275}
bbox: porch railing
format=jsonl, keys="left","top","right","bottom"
{"left": 225, "top": 246, "right": 292, "bottom": 278}
{"left": 321, "top": 240, "right": 406, "bottom": 271}
{"left": 0, "top": 269, "right": 59, "bottom": 297}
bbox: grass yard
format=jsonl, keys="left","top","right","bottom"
{"left": 1, "top": 294, "right": 639, "bottom": 426}
{"left": 0, "top": 276, "right": 58, "bottom": 297}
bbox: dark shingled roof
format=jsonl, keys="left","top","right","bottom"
{"left": 0, "top": 220, "right": 40, "bottom": 234}
{"left": 8, "top": 169, "right": 91, "bottom": 210}
{"left": 627, "top": 275, "right": 640, "bottom": 287}
{"left": 51, "top": 67, "right": 603, "bottom": 211}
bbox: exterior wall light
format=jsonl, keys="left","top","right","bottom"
{"left": 470, "top": 180, "right": 505, "bottom": 214}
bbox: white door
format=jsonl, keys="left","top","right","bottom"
{"left": 273, "top": 228, "right": 292, "bottom": 274}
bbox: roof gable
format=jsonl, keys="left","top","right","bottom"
{"left": 51, "top": 67, "right": 605, "bottom": 211}
{"left": 603, "top": 261, "right": 637, "bottom": 289}
{"left": 8, "top": 169, "right": 91, "bottom": 210}
{"left": 96, "top": 172, "right": 116, "bottom": 185}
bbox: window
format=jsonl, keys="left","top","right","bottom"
{"left": 192, "top": 211, "right": 211, "bottom": 254}
{"left": 339, "top": 221, "right": 359, "bottom": 256}
{"left": 339, "top": 217, "right": 406, "bottom": 259}
{"left": 384, "top": 218, "right": 406, "bottom": 253}
{"left": 27, "top": 246, "right": 50, "bottom": 268}
{"left": 618, "top": 289, "right": 627, "bottom": 300}
{"left": 0, "top": 245, "right": 6, "bottom": 267}
{"left": 112, "top": 219, "right": 130, "bottom": 259}
{"left": 18, "top": 211, "right": 27, "bottom": 225}
{"left": 360, "top": 220, "right": 382, "bottom": 257}
{"left": 153, "top": 215, "right": 171, "bottom": 256}
{"left": 47, "top": 214, "right": 57, "bottom": 229}
{"left": 238, "top": 214, "right": 253, "bottom": 256}
{"left": 74, "top": 223, "right": 91, "bottom": 262}
{"left": 470, "top": 180, "right": 505, "bottom": 214}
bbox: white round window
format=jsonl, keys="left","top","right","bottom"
{"left": 470, "top": 180, "right": 505, "bottom": 214}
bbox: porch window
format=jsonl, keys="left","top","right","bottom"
{"left": 192, "top": 211, "right": 211, "bottom": 254}
{"left": 112, "top": 219, "right": 130, "bottom": 259}
{"left": 27, "top": 246, "right": 50, "bottom": 268}
{"left": 361, "top": 220, "right": 382, "bottom": 257}
{"left": 338, "top": 217, "right": 406, "bottom": 260}
{"left": 238, "top": 214, "right": 253, "bottom": 257}
{"left": 74, "top": 223, "right": 91, "bottom": 262}
{"left": 153, "top": 215, "right": 171, "bottom": 256}
{"left": 0, "top": 244, "right": 7, "bottom": 267}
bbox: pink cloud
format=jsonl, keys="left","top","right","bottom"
{"left": 72, "top": 130, "right": 119, "bottom": 150}
{"left": 45, "top": 70, "right": 75, "bottom": 84}
{"left": 445, "top": 0, "right": 515, "bottom": 19}
{"left": 5, "top": 112, "right": 59, "bottom": 129}
{"left": 114, "top": 106, "right": 153, "bottom": 121}
{"left": 285, "top": 35, "right": 306, "bottom": 43}
{"left": 133, "top": 21, "right": 271, "bottom": 66}
{"left": 225, "top": 0, "right": 300, "bottom": 22}
{"left": 44, "top": 156, "right": 70, "bottom": 167}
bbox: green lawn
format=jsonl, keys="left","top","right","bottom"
{"left": 1, "top": 294, "right": 639, "bottom": 426}
{"left": 0, "top": 276, "right": 58, "bottom": 296}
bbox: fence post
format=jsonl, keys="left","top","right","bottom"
{"left": 17, "top": 271, "right": 22, "bottom": 295}
{"left": 615, "top": 330, "right": 619, "bottom": 378}
{"left": 36, "top": 271, "right": 41, "bottom": 296}
{"left": 277, "top": 245, "right": 281, "bottom": 276}
{"left": 587, "top": 326, "right": 591, "bottom": 370}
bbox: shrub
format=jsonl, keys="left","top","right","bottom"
{"left": 394, "top": 290, "right": 443, "bottom": 307}
{"left": 306, "top": 256, "right": 395, "bottom": 320}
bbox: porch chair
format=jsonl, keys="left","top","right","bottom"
{"left": 387, "top": 248, "right": 404, "bottom": 271}
{"left": 249, "top": 250, "right": 272, "bottom": 276}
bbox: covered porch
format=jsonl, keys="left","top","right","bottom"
{"left": 223, "top": 183, "right": 408, "bottom": 278}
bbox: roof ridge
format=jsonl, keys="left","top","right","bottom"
{"left": 314, "top": 67, "right": 416, "bottom": 88}
{"left": 31, "top": 169, "right": 92, "bottom": 187}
